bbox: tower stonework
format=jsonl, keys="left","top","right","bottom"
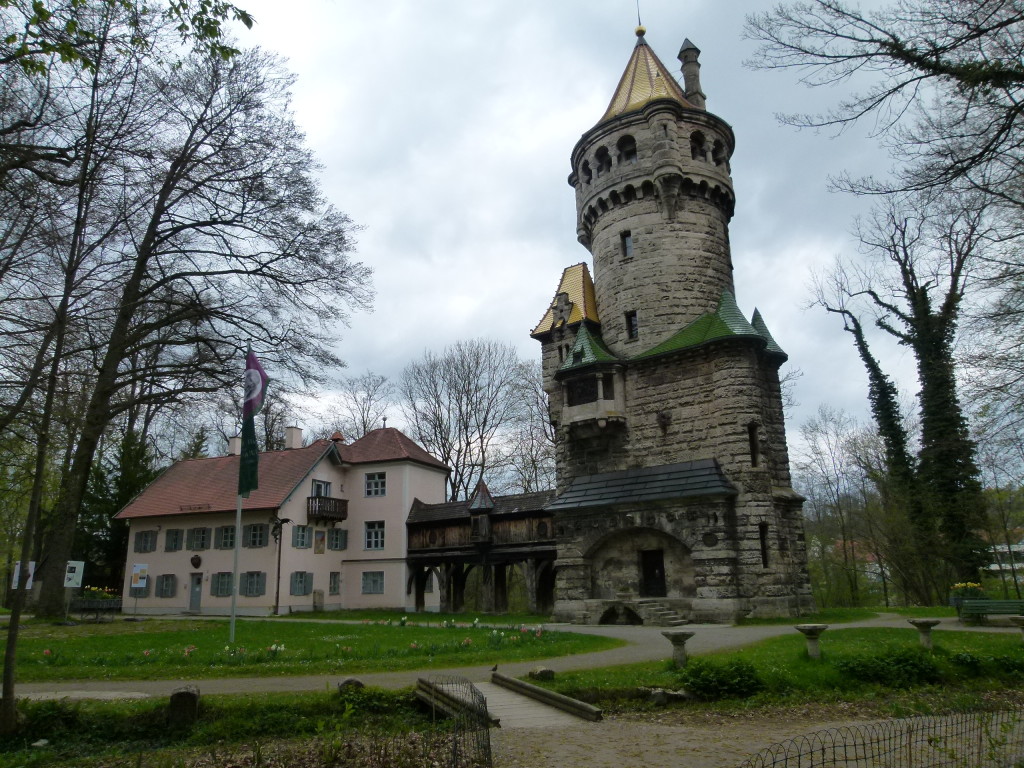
{"left": 532, "top": 29, "right": 813, "bottom": 623}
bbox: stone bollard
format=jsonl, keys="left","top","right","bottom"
{"left": 907, "top": 619, "right": 941, "bottom": 650}
{"left": 661, "top": 630, "right": 696, "bottom": 668}
{"left": 1009, "top": 616, "right": 1024, "bottom": 644}
{"left": 167, "top": 685, "right": 200, "bottom": 728}
{"left": 794, "top": 624, "right": 829, "bottom": 660}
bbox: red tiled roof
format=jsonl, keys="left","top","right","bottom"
{"left": 115, "top": 440, "right": 337, "bottom": 520}
{"left": 339, "top": 427, "right": 448, "bottom": 472}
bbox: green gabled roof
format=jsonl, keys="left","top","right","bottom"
{"left": 634, "top": 291, "right": 763, "bottom": 359}
{"left": 751, "top": 309, "right": 787, "bottom": 358}
{"left": 559, "top": 323, "right": 619, "bottom": 372}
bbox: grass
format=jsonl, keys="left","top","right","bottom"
{"left": 9, "top": 617, "right": 619, "bottom": 681}
{"left": 737, "top": 605, "right": 958, "bottom": 625}
{"left": 277, "top": 608, "right": 549, "bottom": 626}
{"left": 0, "top": 687, "right": 440, "bottom": 768}
{"left": 537, "top": 626, "right": 1024, "bottom": 708}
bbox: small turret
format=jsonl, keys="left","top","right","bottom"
{"left": 677, "top": 39, "right": 706, "bottom": 110}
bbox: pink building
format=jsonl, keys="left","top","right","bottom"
{"left": 115, "top": 428, "right": 449, "bottom": 615}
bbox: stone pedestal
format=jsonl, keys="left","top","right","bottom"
{"left": 1009, "top": 616, "right": 1024, "bottom": 643}
{"left": 662, "top": 630, "right": 696, "bottom": 668}
{"left": 167, "top": 685, "right": 200, "bottom": 728}
{"left": 794, "top": 624, "right": 828, "bottom": 660}
{"left": 907, "top": 619, "right": 941, "bottom": 649}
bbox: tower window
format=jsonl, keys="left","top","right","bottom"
{"left": 620, "top": 231, "right": 633, "bottom": 259}
{"left": 712, "top": 139, "right": 727, "bottom": 167}
{"left": 616, "top": 135, "right": 637, "bottom": 164}
{"left": 581, "top": 161, "right": 592, "bottom": 184}
{"left": 748, "top": 423, "right": 760, "bottom": 467}
{"left": 595, "top": 147, "right": 611, "bottom": 175}
{"left": 625, "top": 311, "right": 639, "bottom": 340}
{"left": 759, "top": 522, "right": 770, "bottom": 568}
{"left": 690, "top": 131, "right": 707, "bottom": 161}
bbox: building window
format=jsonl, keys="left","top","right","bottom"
{"left": 215, "top": 525, "right": 235, "bottom": 550}
{"left": 129, "top": 579, "right": 150, "bottom": 599}
{"left": 134, "top": 530, "right": 157, "bottom": 553}
{"left": 243, "top": 523, "right": 269, "bottom": 548}
{"left": 211, "top": 572, "right": 233, "bottom": 597}
{"left": 620, "top": 230, "right": 633, "bottom": 259}
{"left": 361, "top": 571, "right": 384, "bottom": 595}
{"left": 311, "top": 479, "right": 331, "bottom": 497}
{"left": 566, "top": 376, "right": 599, "bottom": 406}
{"left": 243, "top": 571, "right": 266, "bottom": 597}
{"left": 625, "top": 311, "right": 639, "bottom": 340}
{"left": 616, "top": 134, "right": 637, "bottom": 164}
{"left": 329, "top": 571, "right": 341, "bottom": 596}
{"left": 186, "top": 527, "right": 210, "bottom": 551}
{"left": 759, "top": 522, "right": 770, "bottom": 568}
{"left": 292, "top": 525, "right": 312, "bottom": 549}
{"left": 165, "top": 529, "right": 183, "bottom": 552}
{"left": 156, "top": 574, "right": 177, "bottom": 598}
{"left": 365, "top": 521, "right": 385, "bottom": 550}
{"left": 595, "top": 146, "right": 611, "bottom": 175}
{"left": 365, "top": 472, "right": 386, "bottom": 497}
{"left": 290, "top": 571, "right": 313, "bottom": 596}
{"left": 748, "top": 423, "right": 761, "bottom": 468}
{"left": 328, "top": 528, "right": 348, "bottom": 551}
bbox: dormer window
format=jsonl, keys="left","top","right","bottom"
{"left": 572, "top": 350, "right": 583, "bottom": 365}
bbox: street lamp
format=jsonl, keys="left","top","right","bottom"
{"left": 270, "top": 515, "right": 291, "bottom": 616}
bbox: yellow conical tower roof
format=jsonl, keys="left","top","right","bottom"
{"left": 599, "top": 26, "right": 693, "bottom": 122}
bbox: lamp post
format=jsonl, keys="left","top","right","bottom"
{"left": 270, "top": 515, "right": 291, "bottom": 616}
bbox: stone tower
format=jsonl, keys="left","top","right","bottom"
{"left": 531, "top": 28, "right": 813, "bottom": 623}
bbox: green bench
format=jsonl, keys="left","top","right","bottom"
{"left": 959, "top": 599, "right": 1024, "bottom": 621}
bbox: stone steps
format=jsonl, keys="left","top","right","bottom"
{"left": 633, "top": 599, "right": 689, "bottom": 627}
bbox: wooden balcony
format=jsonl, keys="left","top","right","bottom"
{"left": 306, "top": 496, "right": 348, "bottom": 522}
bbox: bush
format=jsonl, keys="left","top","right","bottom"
{"left": 678, "top": 658, "right": 764, "bottom": 701}
{"left": 833, "top": 647, "right": 942, "bottom": 688}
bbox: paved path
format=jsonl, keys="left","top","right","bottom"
{"left": 15, "top": 614, "right": 1017, "bottom": 701}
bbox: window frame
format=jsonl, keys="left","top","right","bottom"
{"left": 292, "top": 524, "right": 312, "bottom": 549}
{"left": 361, "top": 571, "right": 385, "bottom": 595}
{"left": 244, "top": 523, "right": 269, "bottom": 548}
{"left": 211, "top": 571, "right": 233, "bottom": 597}
{"left": 311, "top": 479, "right": 331, "bottom": 497}
{"left": 329, "top": 571, "right": 341, "bottom": 596}
{"left": 364, "top": 472, "right": 387, "bottom": 497}
{"left": 134, "top": 530, "right": 157, "bottom": 553}
{"left": 327, "top": 528, "right": 348, "bottom": 551}
{"left": 164, "top": 528, "right": 184, "bottom": 552}
{"left": 364, "top": 520, "right": 385, "bottom": 550}
{"left": 156, "top": 574, "right": 177, "bottom": 598}
{"left": 215, "top": 525, "right": 236, "bottom": 550}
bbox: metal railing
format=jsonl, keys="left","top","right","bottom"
{"left": 418, "top": 674, "right": 493, "bottom": 768}
{"left": 738, "top": 707, "right": 1024, "bottom": 768}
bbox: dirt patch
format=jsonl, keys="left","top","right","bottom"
{"left": 492, "top": 694, "right": 1024, "bottom": 768}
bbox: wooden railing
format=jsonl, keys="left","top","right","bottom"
{"left": 306, "top": 496, "right": 348, "bottom": 521}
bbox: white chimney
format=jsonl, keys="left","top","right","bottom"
{"left": 228, "top": 436, "right": 242, "bottom": 456}
{"left": 284, "top": 425, "right": 303, "bottom": 450}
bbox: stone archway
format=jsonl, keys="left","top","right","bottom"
{"left": 586, "top": 527, "right": 695, "bottom": 600}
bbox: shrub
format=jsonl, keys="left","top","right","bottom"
{"left": 678, "top": 658, "right": 764, "bottom": 701}
{"left": 833, "top": 647, "right": 942, "bottom": 688}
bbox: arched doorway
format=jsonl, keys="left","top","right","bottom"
{"left": 586, "top": 527, "right": 695, "bottom": 600}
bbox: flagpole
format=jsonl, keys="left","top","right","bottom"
{"left": 230, "top": 493, "right": 241, "bottom": 643}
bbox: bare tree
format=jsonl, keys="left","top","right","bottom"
{"left": 491, "top": 361, "right": 555, "bottom": 495}
{"left": 330, "top": 371, "right": 393, "bottom": 440}
{"left": 399, "top": 339, "right": 523, "bottom": 501}
{"left": 745, "top": 0, "right": 1024, "bottom": 204}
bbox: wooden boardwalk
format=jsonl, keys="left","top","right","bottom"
{"left": 475, "top": 682, "right": 586, "bottom": 728}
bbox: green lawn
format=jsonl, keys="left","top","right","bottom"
{"left": 276, "top": 608, "right": 549, "bottom": 626}
{"left": 538, "top": 626, "right": 1024, "bottom": 708}
{"left": 10, "top": 617, "right": 619, "bottom": 682}
{"left": 735, "top": 605, "right": 957, "bottom": 626}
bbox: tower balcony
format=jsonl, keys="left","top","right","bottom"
{"left": 559, "top": 371, "right": 627, "bottom": 435}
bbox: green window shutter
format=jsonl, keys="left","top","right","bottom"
{"left": 289, "top": 572, "right": 300, "bottom": 596}
{"left": 133, "top": 532, "right": 142, "bottom": 553}
{"left": 186, "top": 528, "right": 195, "bottom": 550}
{"left": 257, "top": 572, "right": 266, "bottom": 596}
{"left": 340, "top": 529, "right": 348, "bottom": 550}
{"left": 291, "top": 527, "right": 300, "bottom": 548}
{"left": 242, "top": 524, "right": 252, "bottom": 548}
{"left": 305, "top": 572, "right": 314, "bottom": 596}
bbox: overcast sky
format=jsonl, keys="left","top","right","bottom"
{"left": 233, "top": 0, "right": 913, "bottom": 444}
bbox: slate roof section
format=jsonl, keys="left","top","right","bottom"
{"left": 408, "top": 490, "right": 556, "bottom": 525}
{"left": 340, "top": 427, "right": 448, "bottom": 471}
{"left": 116, "top": 440, "right": 338, "bottom": 520}
{"left": 531, "top": 263, "right": 600, "bottom": 337}
{"left": 546, "top": 459, "right": 736, "bottom": 510}
{"left": 558, "top": 324, "right": 619, "bottom": 372}
{"left": 751, "top": 309, "right": 787, "bottom": 359}
{"left": 600, "top": 28, "right": 694, "bottom": 123}
{"left": 633, "top": 291, "right": 763, "bottom": 360}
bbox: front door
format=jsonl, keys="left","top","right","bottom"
{"left": 639, "top": 550, "right": 666, "bottom": 597}
{"left": 189, "top": 573, "right": 203, "bottom": 612}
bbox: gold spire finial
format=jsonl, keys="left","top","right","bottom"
{"left": 635, "top": 25, "right": 646, "bottom": 38}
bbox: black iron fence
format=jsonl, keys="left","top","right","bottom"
{"left": 738, "top": 707, "right": 1024, "bottom": 768}
{"left": 421, "top": 674, "right": 493, "bottom": 768}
